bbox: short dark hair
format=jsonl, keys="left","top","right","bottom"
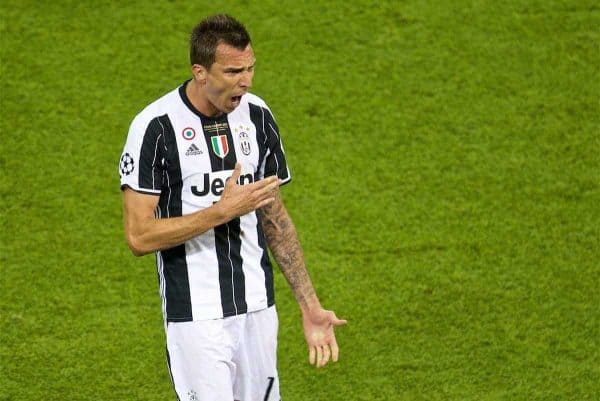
{"left": 189, "top": 14, "right": 251, "bottom": 68}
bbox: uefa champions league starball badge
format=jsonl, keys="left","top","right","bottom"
{"left": 119, "top": 153, "right": 135, "bottom": 176}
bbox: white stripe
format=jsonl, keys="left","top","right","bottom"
{"left": 154, "top": 116, "right": 169, "bottom": 190}
{"left": 151, "top": 133, "right": 162, "bottom": 190}
{"left": 226, "top": 223, "right": 238, "bottom": 314}
{"left": 165, "top": 170, "right": 171, "bottom": 218}
{"left": 157, "top": 251, "right": 167, "bottom": 332}
{"left": 239, "top": 213, "right": 269, "bottom": 311}
{"left": 267, "top": 122, "right": 291, "bottom": 181}
{"left": 156, "top": 117, "right": 173, "bottom": 217}
{"left": 267, "top": 122, "right": 280, "bottom": 140}
{"left": 279, "top": 141, "right": 291, "bottom": 181}
{"left": 184, "top": 230, "right": 223, "bottom": 319}
{"left": 260, "top": 107, "right": 267, "bottom": 145}
{"left": 267, "top": 122, "right": 282, "bottom": 177}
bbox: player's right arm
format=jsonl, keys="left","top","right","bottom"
{"left": 122, "top": 163, "right": 279, "bottom": 256}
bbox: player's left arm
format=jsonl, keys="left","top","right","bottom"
{"left": 258, "top": 190, "right": 347, "bottom": 368}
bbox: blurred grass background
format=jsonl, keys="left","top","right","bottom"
{"left": 1, "top": 1, "right": 598, "bottom": 400}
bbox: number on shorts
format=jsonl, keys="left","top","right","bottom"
{"left": 263, "top": 377, "right": 275, "bottom": 401}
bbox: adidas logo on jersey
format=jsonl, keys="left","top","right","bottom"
{"left": 185, "top": 144, "right": 203, "bottom": 156}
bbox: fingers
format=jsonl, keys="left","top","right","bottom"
{"left": 308, "top": 343, "right": 338, "bottom": 368}
{"left": 331, "top": 336, "right": 339, "bottom": 362}
{"left": 305, "top": 311, "right": 347, "bottom": 368}
{"left": 252, "top": 176, "right": 279, "bottom": 196}
{"left": 227, "top": 162, "right": 242, "bottom": 186}
{"left": 321, "top": 345, "right": 331, "bottom": 368}
{"left": 248, "top": 177, "right": 279, "bottom": 208}
{"left": 251, "top": 175, "right": 279, "bottom": 191}
{"left": 227, "top": 166, "right": 278, "bottom": 193}
{"left": 221, "top": 167, "right": 278, "bottom": 215}
{"left": 316, "top": 346, "right": 323, "bottom": 367}
{"left": 330, "top": 312, "right": 347, "bottom": 326}
{"left": 255, "top": 196, "right": 275, "bottom": 209}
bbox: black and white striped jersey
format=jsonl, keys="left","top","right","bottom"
{"left": 119, "top": 81, "right": 291, "bottom": 322}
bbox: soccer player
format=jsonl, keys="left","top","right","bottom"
{"left": 118, "top": 14, "right": 346, "bottom": 401}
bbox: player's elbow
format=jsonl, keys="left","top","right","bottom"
{"left": 129, "top": 245, "right": 146, "bottom": 257}
{"left": 125, "top": 233, "right": 150, "bottom": 257}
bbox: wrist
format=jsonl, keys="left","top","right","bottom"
{"left": 210, "top": 200, "right": 231, "bottom": 225}
{"left": 300, "top": 297, "right": 322, "bottom": 316}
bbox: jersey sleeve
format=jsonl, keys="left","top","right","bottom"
{"left": 118, "top": 114, "right": 164, "bottom": 195}
{"left": 259, "top": 107, "right": 291, "bottom": 185}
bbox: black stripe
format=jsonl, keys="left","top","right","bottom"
{"left": 249, "top": 103, "right": 289, "bottom": 180}
{"left": 156, "top": 115, "right": 193, "bottom": 322}
{"left": 199, "top": 113, "right": 247, "bottom": 316}
{"left": 215, "top": 217, "right": 247, "bottom": 316}
{"left": 250, "top": 104, "right": 276, "bottom": 305}
{"left": 138, "top": 117, "right": 165, "bottom": 191}
{"left": 263, "top": 112, "right": 287, "bottom": 179}
{"left": 250, "top": 103, "right": 269, "bottom": 175}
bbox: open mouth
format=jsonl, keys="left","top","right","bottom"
{"left": 231, "top": 95, "right": 242, "bottom": 106}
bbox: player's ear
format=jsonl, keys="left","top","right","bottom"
{"left": 192, "top": 64, "right": 207, "bottom": 85}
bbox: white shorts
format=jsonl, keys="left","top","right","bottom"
{"left": 166, "top": 306, "right": 280, "bottom": 401}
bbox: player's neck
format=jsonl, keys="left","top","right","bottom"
{"left": 186, "top": 79, "right": 223, "bottom": 118}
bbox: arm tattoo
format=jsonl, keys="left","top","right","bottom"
{"left": 258, "top": 194, "right": 317, "bottom": 309}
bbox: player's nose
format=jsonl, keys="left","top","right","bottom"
{"left": 239, "top": 70, "right": 253, "bottom": 89}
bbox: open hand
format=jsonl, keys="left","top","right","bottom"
{"left": 302, "top": 307, "right": 347, "bottom": 368}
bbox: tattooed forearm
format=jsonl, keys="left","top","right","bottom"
{"left": 258, "top": 193, "right": 318, "bottom": 309}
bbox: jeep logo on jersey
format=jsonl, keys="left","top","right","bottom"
{"left": 239, "top": 131, "right": 251, "bottom": 155}
{"left": 211, "top": 135, "right": 229, "bottom": 158}
{"left": 190, "top": 171, "right": 254, "bottom": 197}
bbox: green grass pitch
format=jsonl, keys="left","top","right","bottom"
{"left": 1, "top": 1, "right": 598, "bottom": 400}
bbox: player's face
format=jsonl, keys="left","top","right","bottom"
{"left": 203, "top": 43, "right": 255, "bottom": 115}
